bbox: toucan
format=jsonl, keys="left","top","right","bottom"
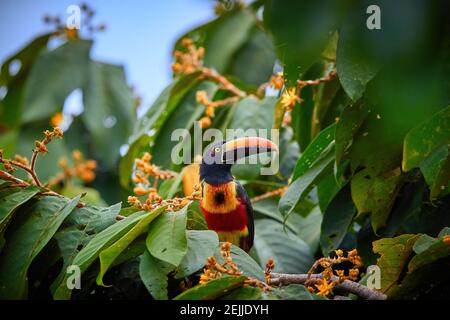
{"left": 199, "top": 137, "right": 278, "bottom": 252}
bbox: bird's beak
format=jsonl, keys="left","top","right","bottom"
{"left": 221, "top": 137, "right": 279, "bottom": 164}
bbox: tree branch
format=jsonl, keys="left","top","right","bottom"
{"left": 269, "top": 272, "right": 387, "bottom": 300}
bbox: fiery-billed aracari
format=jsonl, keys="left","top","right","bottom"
{"left": 199, "top": 137, "right": 278, "bottom": 252}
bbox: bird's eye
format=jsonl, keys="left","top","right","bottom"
{"left": 214, "top": 147, "right": 221, "bottom": 153}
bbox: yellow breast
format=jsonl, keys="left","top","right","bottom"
{"left": 201, "top": 181, "right": 238, "bottom": 214}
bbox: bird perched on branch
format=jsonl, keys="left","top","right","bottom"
{"left": 199, "top": 137, "right": 278, "bottom": 252}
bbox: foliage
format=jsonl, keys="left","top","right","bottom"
{"left": 0, "top": 1, "right": 449, "bottom": 300}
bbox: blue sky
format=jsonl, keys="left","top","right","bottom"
{"left": 0, "top": 0, "right": 215, "bottom": 111}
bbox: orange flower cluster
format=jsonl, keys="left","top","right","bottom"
{"left": 307, "top": 248, "right": 363, "bottom": 297}
{"left": 172, "top": 38, "right": 205, "bottom": 75}
{"left": 199, "top": 242, "right": 243, "bottom": 285}
{"left": 269, "top": 72, "right": 284, "bottom": 90}
{"left": 199, "top": 242, "right": 271, "bottom": 291}
{"left": 134, "top": 152, "right": 177, "bottom": 183}
{"left": 34, "top": 127, "right": 63, "bottom": 155}
{"left": 128, "top": 152, "right": 200, "bottom": 212}
{"left": 53, "top": 150, "right": 97, "bottom": 185}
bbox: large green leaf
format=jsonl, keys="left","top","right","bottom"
{"left": 146, "top": 205, "right": 188, "bottom": 266}
{"left": 0, "top": 33, "right": 51, "bottom": 128}
{"left": 175, "top": 230, "right": 219, "bottom": 279}
{"left": 253, "top": 199, "right": 321, "bottom": 252}
{"left": 0, "top": 186, "right": 40, "bottom": 233}
{"left": 139, "top": 249, "right": 175, "bottom": 300}
{"left": 82, "top": 61, "right": 135, "bottom": 168}
{"left": 403, "top": 105, "right": 450, "bottom": 170}
{"left": 22, "top": 39, "right": 92, "bottom": 123}
{"left": 51, "top": 203, "right": 120, "bottom": 292}
{"left": 320, "top": 185, "right": 356, "bottom": 255}
{"left": 120, "top": 72, "right": 201, "bottom": 188}
{"left": 151, "top": 81, "right": 217, "bottom": 170}
{"left": 203, "top": 9, "right": 255, "bottom": 73}
{"left": 337, "top": 0, "right": 434, "bottom": 101}
{"left": 279, "top": 144, "right": 334, "bottom": 219}
{"left": 335, "top": 101, "right": 369, "bottom": 164}
{"left": 253, "top": 219, "right": 314, "bottom": 274}
{"left": 53, "top": 210, "right": 148, "bottom": 299}
{"left": 221, "top": 286, "right": 262, "bottom": 300}
{"left": 174, "top": 276, "right": 246, "bottom": 300}
{"left": 264, "top": 0, "right": 349, "bottom": 85}
{"left": 0, "top": 194, "right": 80, "bottom": 299}
{"left": 408, "top": 237, "right": 450, "bottom": 273}
{"left": 96, "top": 206, "right": 166, "bottom": 286}
{"left": 175, "top": 8, "right": 256, "bottom": 75}
{"left": 228, "top": 27, "right": 276, "bottom": 87}
{"left": 419, "top": 145, "right": 450, "bottom": 199}
{"left": 373, "top": 234, "right": 420, "bottom": 294}
{"left": 292, "top": 123, "right": 335, "bottom": 181}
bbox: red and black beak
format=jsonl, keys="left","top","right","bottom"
{"left": 221, "top": 137, "right": 278, "bottom": 164}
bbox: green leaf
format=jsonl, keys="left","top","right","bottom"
{"left": 292, "top": 123, "right": 336, "bottom": 181}
{"left": 0, "top": 194, "right": 80, "bottom": 299}
{"left": 403, "top": 105, "right": 450, "bottom": 171}
{"left": 0, "top": 33, "right": 51, "bottom": 128}
{"left": 215, "top": 244, "right": 265, "bottom": 282}
{"left": 279, "top": 144, "right": 334, "bottom": 219}
{"left": 0, "top": 185, "right": 40, "bottom": 234}
{"left": 174, "top": 276, "right": 246, "bottom": 300}
{"left": 203, "top": 9, "right": 255, "bottom": 73}
{"left": 97, "top": 206, "right": 166, "bottom": 286}
{"left": 320, "top": 185, "right": 356, "bottom": 255}
{"left": 336, "top": 5, "right": 379, "bottom": 100}
{"left": 175, "top": 230, "right": 219, "bottom": 279}
{"left": 51, "top": 203, "right": 120, "bottom": 292}
{"left": 419, "top": 144, "right": 450, "bottom": 199}
{"left": 53, "top": 210, "right": 147, "bottom": 299}
{"left": 337, "top": 1, "right": 434, "bottom": 101}
{"left": 120, "top": 72, "right": 201, "bottom": 188}
{"left": 228, "top": 27, "right": 276, "bottom": 87}
{"left": 82, "top": 61, "right": 135, "bottom": 168}
{"left": 412, "top": 234, "right": 439, "bottom": 255}
{"left": 139, "top": 250, "right": 175, "bottom": 300}
{"left": 22, "top": 39, "right": 92, "bottom": 123}
{"left": 351, "top": 167, "right": 404, "bottom": 232}
{"left": 335, "top": 101, "right": 370, "bottom": 164}
{"left": 264, "top": 0, "right": 349, "bottom": 85}
{"left": 151, "top": 81, "right": 217, "bottom": 170}
{"left": 146, "top": 205, "right": 188, "bottom": 266}
{"left": 373, "top": 234, "right": 420, "bottom": 294}
{"left": 253, "top": 199, "right": 321, "bottom": 252}
{"left": 221, "top": 286, "right": 262, "bottom": 300}
{"left": 60, "top": 185, "right": 106, "bottom": 206}
{"left": 408, "top": 238, "right": 450, "bottom": 273}
{"left": 253, "top": 219, "right": 314, "bottom": 274}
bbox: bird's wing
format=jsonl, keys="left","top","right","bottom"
{"left": 235, "top": 181, "right": 254, "bottom": 251}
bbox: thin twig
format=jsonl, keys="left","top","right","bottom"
{"left": 269, "top": 273, "right": 387, "bottom": 300}
{"left": 297, "top": 70, "right": 337, "bottom": 89}
{"left": 0, "top": 169, "right": 60, "bottom": 196}
{"left": 208, "top": 96, "right": 241, "bottom": 108}
{"left": 201, "top": 68, "right": 246, "bottom": 97}
{"left": 0, "top": 170, "right": 29, "bottom": 187}
{"left": 251, "top": 186, "right": 288, "bottom": 203}
{"left": 30, "top": 150, "right": 41, "bottom": 186}
{"left": 0, "top": 158, "right": 41, "bottom": 186}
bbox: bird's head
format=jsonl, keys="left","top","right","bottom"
{"left": 200, "top": 137, "right": 279, "bottom": 185}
